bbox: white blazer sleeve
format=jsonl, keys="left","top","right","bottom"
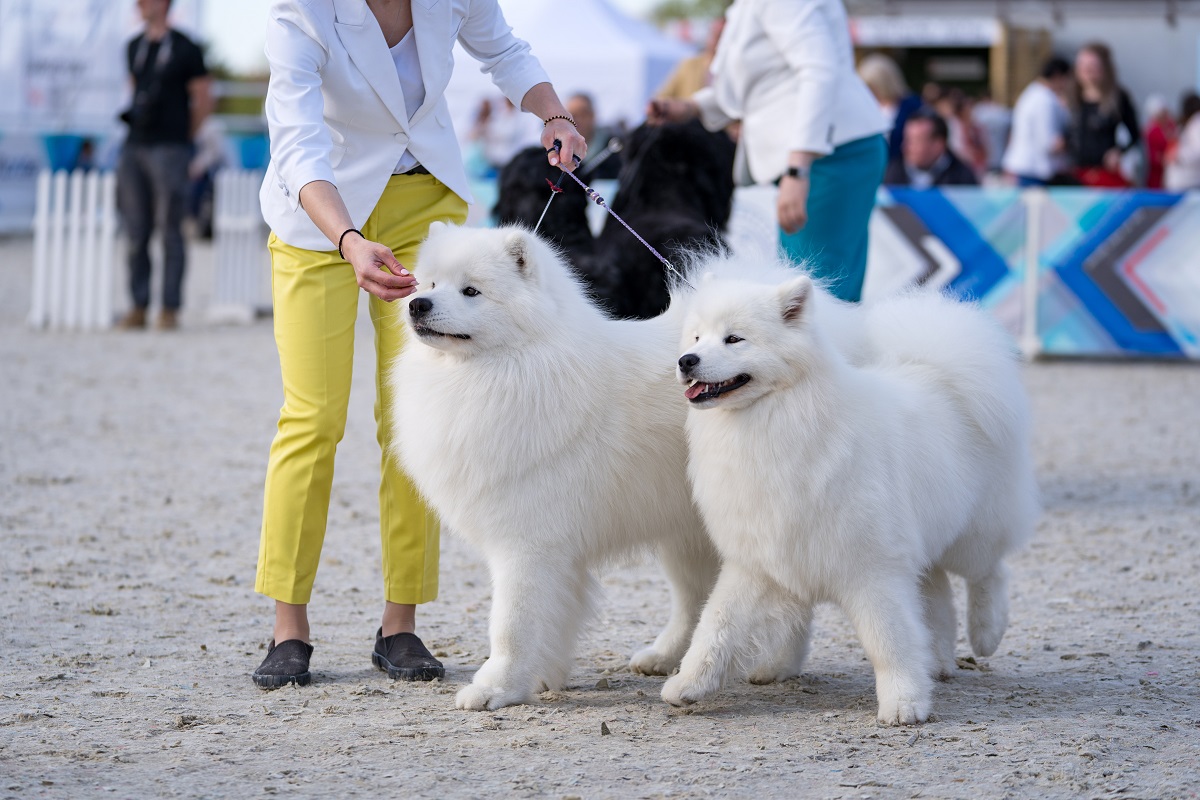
{"left": 264, "top": 3, "right": 336, "bottom": 206}
{"left": 693, "top": 86, "right": 735, "bottom": 132}
{"left": 458, "top": 0, "right": 551, "bottom": 112}
{"left": 759, "top": 0, "right": 840, "bottom": 155}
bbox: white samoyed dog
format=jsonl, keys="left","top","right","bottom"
{"left": 663, "top": 268, "right": 1038, "bottom": 725}
{"left": 388, "top": 222, "right": 726, "bottom": 711}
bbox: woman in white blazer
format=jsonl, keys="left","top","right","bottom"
{"left": 649, "top": 0, "right": 887, "bottom": 301}
{"left": 253, "top": 0, "right": 586, "bottom": 690}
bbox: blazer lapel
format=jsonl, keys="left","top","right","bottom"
{"left": 409, "top": 0, "right": 451, "bottom": 127}
{"left": 333, "top": 0, "right": 410, "bottom": 132}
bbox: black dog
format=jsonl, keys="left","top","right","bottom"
{"left": 493, "top": 120, "right": 735, "bottom": 319}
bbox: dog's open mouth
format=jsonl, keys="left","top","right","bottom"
{"left": 685, "top": 374, "right": 751, "bottom": 403}
{"left": 412, "top": 324, "right": 470, "bottom": 340}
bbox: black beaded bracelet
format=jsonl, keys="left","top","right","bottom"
{"left": 338, "top": 227, "right": 363, "bottom": 260}
{"left": 543, "top": 114, "right": 576, "bottom": 128}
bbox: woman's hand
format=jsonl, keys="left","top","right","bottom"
{"left": 646, "top": 98, "right": 699, "bottom": 125}
{"left": 777, "top": 174, "right": 810, "bottom": 235}
{"left": 543, "top": 118, "right": 586, "bottom": 171}
{"left": 342, "top": 233, "right": 419, "bottom": 302}
{"left": 1103, "top": 147, "right": 1122, "bottom": 174}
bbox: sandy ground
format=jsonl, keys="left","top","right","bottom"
{"left": 1, "top": 232, "right": 1199, "bottom": 800}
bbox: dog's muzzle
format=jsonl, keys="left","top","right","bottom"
{"left": 409, "top": 296, "right": 433, "bottom": 319}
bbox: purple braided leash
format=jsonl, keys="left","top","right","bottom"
{"left": 544, "top": 141, "right": 692, "bottom": 288}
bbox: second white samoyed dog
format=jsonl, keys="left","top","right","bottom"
{"left": 388, "top": 222, "right": 722, "bottom": 711}
{"left": 663, "top": 271, "right": 1038, "bottom": 725}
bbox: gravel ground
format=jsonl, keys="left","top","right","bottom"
{"left": 1, "top": 234, "right": 1198, "bottom": 799}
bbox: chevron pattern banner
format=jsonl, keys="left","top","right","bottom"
{"left": 869, "top": 187, "right": 1200, "bottom": 360}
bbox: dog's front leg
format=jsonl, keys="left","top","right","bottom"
{"left": 457, "top": 554, "right": 582, "bottom": 712}
{"left": 661, "top": 562, "right": 782, "bottom": 706}
{"left": 631, "top": 537, "right": 720, "bottom": 675}
{"left": 842, "top": 578, "right": 934, "bottom": 725}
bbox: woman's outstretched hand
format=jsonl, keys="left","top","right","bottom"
{"left": 646, "top": 98, "right": 699, "bottom": 125}
{"left": 342, "top": 233, "right": 419, "bottom": 302}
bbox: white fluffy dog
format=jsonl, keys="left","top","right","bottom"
{"left": 388, "top": 222, "right": 721, "bottom": 711}
{"left": 663, "top": 268, "right": 1037, "bottom": 725}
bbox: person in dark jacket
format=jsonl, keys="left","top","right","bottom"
{"left": 1068, "top": 41, "right": 1140, "bottom": 187}
{"left": 884, "top": 109, "right": 979, "bottom": 188}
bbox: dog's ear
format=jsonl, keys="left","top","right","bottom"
{"left": 777, "top": 276, "right": 812, "bottom": 324}
{"left": 504, "top": 229, "right": 532, "bottom": 275}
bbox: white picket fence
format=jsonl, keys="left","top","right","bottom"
{"left": 210, "top": 169, "right": 271, "bottom": 321}
{"left": 29, "top": 169, "right": 119, "bottom": 331}
{"left": 28, "top": 167, "right": 272, "bottom": 330}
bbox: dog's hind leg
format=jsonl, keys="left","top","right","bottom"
{"left": 966, "top": 563, "right": 1009, "bottom": 658}
{"left": 921, "top": 566, "right": 957, "bottom": 680}
{"left": 457, "top": 554, "right": 581, "bottom": 712}
{"left": 841, "top": 578, "right": 934, "bottom": 725}
{"left": 630, "top": 537, "right": 720, "bottom": 676}
{"left": 662, "top": 563, "right": 790, "bottom": 706}
{"left": 746, "top": 601, "right": 813, "bottom": 685}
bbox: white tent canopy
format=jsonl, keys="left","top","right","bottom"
{"left": 444, "top": 0, "right": 693, "bottom": 143}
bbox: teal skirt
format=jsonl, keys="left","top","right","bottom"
{"left": 778, "top": 134, "right": 887, "bottom": 302}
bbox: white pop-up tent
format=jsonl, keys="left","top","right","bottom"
{"left": 444, "top": 0, "right": 694, "bottom": 142}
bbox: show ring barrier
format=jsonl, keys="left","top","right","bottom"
{"left": 30, "top": 169, "right": 118, "bottom": 331}
{"left": 28, "top": 170, "right": 1200, "bottom": 359}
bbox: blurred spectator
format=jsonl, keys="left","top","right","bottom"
{"left": 74, "top": 138, "right": 98, "bottom": 172}
{"left": 566, "top": 93, "right": 622, "bottom": 179}
{"left": 1067, "top": 42, "right": 1140, "bottom": 188}
{"left": 1164, "top": 93, "right": 1200, "bottom": 192}
{"left": 656, "top": 17, "right": 725, "bottom": 100}
{"left": 971, "top": 90, "right": 1012, "bottom": 174}
{"left": 921, "top": 81, "right": 944, "bottom": 107}
{"left": 116, "top": 0, "right": 213, "bottom": 331}
{"left": 934, "top": 87, "right": 988, "bottom": 176}
{"left": 188, "top": 116, "right": 227, "bottom": 239}
{"left": 474, "top": 96, "right": 541, "bottom": 173}
{"left": 858, "top": 52, "right": 923, "bottom": 163}
{"left": 1143, "top": 94, "right": 1176, "bottom": 190}
{"left": 1002, "top": 57, "right": 1072, "bottom": 186}
{"left": 884, "top": 109, "right": 978, "bottom": 188}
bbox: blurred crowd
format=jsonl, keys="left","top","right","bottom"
{"left": 859, "top": 43, "right": 1200, "bottom": 192}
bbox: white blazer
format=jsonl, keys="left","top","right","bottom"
{"left": 260, "top": 0, "right": 549, "bottom": 250}
{"left": 693, "top": 0, "right": 885, "bottom": 186}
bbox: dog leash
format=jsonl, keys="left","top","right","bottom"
{"left": 539, "top": 141, "right": 691, "bottom": 288}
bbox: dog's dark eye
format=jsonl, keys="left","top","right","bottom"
{"left": 430, "top": 282, "right": 436, "bottom": 289}
{"left": 462, "top": 286, "right": 480, "bottom": 297}
{"left": 724, "top": 335, "right": 743, "bottom": 344}
{"left": 694, "top": 335, "right": 699, "bottom": 343}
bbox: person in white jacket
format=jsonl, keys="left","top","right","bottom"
{"left": 647, "top": 0, "right": 887, "bottom": 301}
{"left": 1002, "top": 57, "right": 1072, "bottom": 186}
{"left": 252, "top": 0, "right": 586, "bottom": 690}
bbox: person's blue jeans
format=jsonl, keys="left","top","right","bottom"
{"left": 117, "top": 142, "right": 192, "bottom": 310}
{"left": 778, "top": 134, "right": 887, "bottom": 302}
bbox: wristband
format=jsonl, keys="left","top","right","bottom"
{"left": 543, "top": 114, "right": 576, "bottom": 128}
{"left": 784, "top": 166, "right": 810, "bottom": 181}
{"left": 338, "top": 227, "right": 363, "bottom": 260}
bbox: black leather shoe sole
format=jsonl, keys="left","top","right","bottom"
{"left": 372, "top": 651, "right": 445, "bottom": 682}
{"left": 253, "top": 670, "right": 312, "bottom": 689}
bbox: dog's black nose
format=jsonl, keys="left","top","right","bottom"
{"left": 678, "top": 353, "right": 700, "bottom": 373}
{"left": 409, "top": 297, "right": 433, "bottom": 318}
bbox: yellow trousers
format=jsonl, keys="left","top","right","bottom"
{"left": 255, "top": 174, "right": 467, "bottom": 605}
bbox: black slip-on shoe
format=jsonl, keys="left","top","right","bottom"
{"left": 372, "top": 628, "right": 445, "bottom": 682}
{"left": 252, "top": 638, "right": 314, "bottom": 689}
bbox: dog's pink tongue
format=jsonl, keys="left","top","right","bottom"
{"left": 685, "top": 383, "right": 707, "bottom": 400}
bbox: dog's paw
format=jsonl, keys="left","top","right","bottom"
{"left": 455, "top": 682, "right": 530, "bottom": 712}
{"left": 747, "top": 665, "right": 802, "bottom": 685}
{"left": 661, "top": 673, "right": 713, "bottom": 707}
{"left": 876, "top": 692, "right": 931, "bottom": 726}
{"left": 629, "top": 646, "right": 681, "bottom": 677}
